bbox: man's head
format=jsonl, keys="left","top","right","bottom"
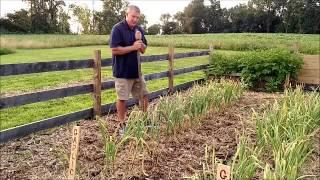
{"left": 126, "top": 5, "right": 140, "bottom": 28}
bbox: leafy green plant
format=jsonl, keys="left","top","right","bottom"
{"left": 98, "top": 118, "right": 118, "bottom": 173}
{"left": 157, "top": 92, "right": 186, "bottom": 134}
{"left": 206, "top": 49, "right": 303, "bottom": 92}
{"left": 120, "top": 107, "right": 160, "bottom": 152}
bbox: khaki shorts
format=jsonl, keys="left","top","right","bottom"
{"left": 115, "top": 77, "right": 149, "bottom": 100}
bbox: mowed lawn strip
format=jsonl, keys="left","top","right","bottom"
{"left": 0, "top": 46, "right": 205, "bottom": 64}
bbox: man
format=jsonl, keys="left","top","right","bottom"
{"left": 109, "top": 5, "right": 148, "bottom": 131}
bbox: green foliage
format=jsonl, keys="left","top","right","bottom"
{"left": 162, "top": 21, "right": 183, "bottom": 35}
{"left": 155, "top": 80, "right": 244, "bottom": 134}
{"left": 120, "top": 109, "right": 152, "bottom": 150}
{"left": 147, "top": 24, "right": 161, "bottom": 35}
{"left": 0, "top": 48, "right": 15, "bottom": 55}
{"left": 173, "top": 0, "right": 319, "bottom": 34}
{"left": 69, "top": 4, "right": 92, "bottom": 34}
{"left": 232, "top": 88, "right": 320, "bottom": 178}
{"left": 231, "top": 137, "right": 262, "bottom": 179}
{"left": 98, "top": 119, "right": 118, "bottom": 172}
{"left": 206, "top": 49, "right": 303, "bottom": 92}
{"left": 256, "top": 88, "right": 320, "bottom": 178}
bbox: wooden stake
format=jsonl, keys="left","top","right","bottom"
{"left": 168, "top": 45, "right": 174, "bottom": 95}
{"left": 209, "top": 44, "right": 214, "bottom": 53}
{"left": 136, "top": 46, "right": 145, "bottom": 111}
{"left": 93, "top": 50, "right": 102, "bottom": 117}
{"left": 67, "top": 126, "right": 81, "bottom": 180}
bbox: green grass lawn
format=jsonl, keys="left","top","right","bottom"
{"left": 1, "top": 33, "right": 319, "bottom": 54}
{"left": 0, "top": 71, "right": 204, "bottom": 130}
{"left": 0, "top": 46, "right": 205, "bottom": 64}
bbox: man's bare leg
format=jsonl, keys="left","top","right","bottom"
{"left": 116, "top": 99, "right": 126, "bottom": 123}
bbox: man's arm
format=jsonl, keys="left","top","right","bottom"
{"left": 111, "top": 40, "right": 143, "bottom": 55}
{"left": 112, "top": 46, "right": 135, "bottom": 55}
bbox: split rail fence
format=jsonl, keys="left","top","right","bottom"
{"left": 0, "top": 47, "right": 210, "bottom": 143}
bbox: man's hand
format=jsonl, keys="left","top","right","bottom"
{"left": 135, "top": 31, "right": 142, "bottom": 40}
{"left": 133, "top": 40, "right": 143, "bottom": 50}
{"left": 139, "top": 42, "right": 147, "bottom": 54}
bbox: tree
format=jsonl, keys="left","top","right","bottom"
{"left": 173, "top": 11, "right": 190, "bottom": 33}
{"left": 92, "top": 11, "right": 105, "bottom": 34}
{"left": 22, "top": 0, "right": 68, "bottom": 33}
{"left": 205, "top": 0, "right": 225, "bottom": 32}
{"left": 3, "top": 9, "right": 32, "bottom": 33}
{"left": 250, "top": 0, "right": 281, "bottom": 32}
{"left": 147, "top": 24, "right": 161, "bottom": 35}
{"left": 302, "top": 0, "right": 320, "bottom": 33}
{"left": 138, "top": 14, "right": 148, "bottom": 31}
{"left": 69, "top": 4, "right": 92, "bottom": 34}
{"left": 47, "top": 0, "right": 66, "bottom": 32}
{"left": 160, "top": 13, "right": 172, "bottom": 25}
{"left": 227, "top": 4, "right": 263, "bottom": 32}
{"left": 57, "top": 9, "right": 70, "bottom": 34}
{"left": 100, "top": 0, "right": 128, "bottom": 34}
{"left": 281, "top": 0, "right": 319, "bottom": 33}
{"left": 181, "top": 0, "right": 207, "bottom": 33}
{"left": 162, "top": 21, "right": 182, "bottom": 34}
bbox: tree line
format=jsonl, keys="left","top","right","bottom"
{"left": 1, "top": 0, "right": 319, "bottom": 34}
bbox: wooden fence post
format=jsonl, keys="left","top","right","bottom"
{"left": 93, "top": 50, "right": 102, "bottom": 117}
{"left": 168, "top": 45, "right": 174, "bottom": 95}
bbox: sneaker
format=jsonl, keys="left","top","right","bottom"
{"left": 118, "top": 123, "right": 127, "bottom": 137}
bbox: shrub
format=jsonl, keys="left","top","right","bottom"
{"left": 0, "top": 48, "right": 15, "bottom": 55}
{"left": 205, "top": 49, "right": 303, "bottom": 92}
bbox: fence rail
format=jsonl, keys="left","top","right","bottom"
{"left": 0, "top": 64, "right": 208, "bottom": 109}
{"left": 0, "top": 51, "right": 209, "bottom": 76}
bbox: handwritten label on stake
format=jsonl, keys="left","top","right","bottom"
{"left": 216, "top": 164, "right": 231, "bottom": 180}
{"left": 67, "top": 126, "right": 81, "bottom": 180}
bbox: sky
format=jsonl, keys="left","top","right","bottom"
{"left": 0, "top": 0, "right": 248, "bottom": 32}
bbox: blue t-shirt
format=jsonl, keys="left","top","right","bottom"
{"left": 109, "top": 20, "right": 148, "bottom": 79}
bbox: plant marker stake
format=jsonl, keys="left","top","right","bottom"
{"left": 216, "top": 163, "right": 230, "bottom": 180}
{"left": 67, "top": 125, "right": 81, "bottom": 180}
